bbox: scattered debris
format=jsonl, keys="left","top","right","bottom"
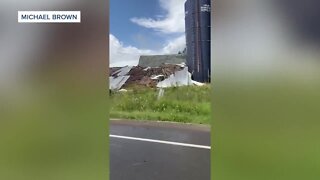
{"left": 151, "top": 75, "right": 165, "bottom": 81}
{"left": 111, "top": 66, "right": 133, "bottom": 77}
{"left": 156, "top": 68, "right": 192, "bottom": 88}
{"left": 109, "top": 76, "right": 130, "bottom": 91}
{"left": 109, "top": 63, "right": 204, "bottom": 91}
{"left": 118, "top": 89, "right": 128, "bottom": 92}
{"left": 191, "top": 80, "right": 205, "bottom": 86}
{"left": 157, "top": 88, "right": 165, "bottom": 100}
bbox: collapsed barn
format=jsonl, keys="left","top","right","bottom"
{"left": 109, "top": 54, "right": 204, "bottom": 91}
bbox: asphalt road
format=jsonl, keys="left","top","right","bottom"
{"left": 110, "top": 120, "right": 211, "bottom": 180}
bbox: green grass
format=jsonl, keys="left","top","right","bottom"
{"left": 110, "top": 85, "right": 211, "bottom": 124}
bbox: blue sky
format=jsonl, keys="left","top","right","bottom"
{"left": 110, "top": 0, "right": 186, "bottom": 67}
{"left": 110, "top": 0, "right": 163, "bottom": 49}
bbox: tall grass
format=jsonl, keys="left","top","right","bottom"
{"left": 110, "top": 86, "right": 211, "bottom": 124}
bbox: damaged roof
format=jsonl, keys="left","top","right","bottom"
{"left": 139, "top": 54, "right": 186, "bottom": 67}
{"left": 109, "top": 63, "right": 204, "bottom": 91}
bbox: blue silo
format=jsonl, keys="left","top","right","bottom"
{"left": 185, "top": 0, "right": 211, "bottom": 82}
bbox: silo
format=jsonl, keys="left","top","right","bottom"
{"left": 185, "top": 0, "right": 211, "bottom": 82}
{"left": 199, "top": 0, "right": 211, "bottom": 82}
{"left": 185, "top": 0, "right": 196, "bottom": 77}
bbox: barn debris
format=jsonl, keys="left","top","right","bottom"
{"left": 109, "top": 63, "right": 204, "bottom": 91}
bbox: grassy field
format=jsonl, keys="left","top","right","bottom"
{"left": 110, "top": 85, "right": 211, "bottom": 124}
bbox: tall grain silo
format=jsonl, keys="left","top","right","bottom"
{"left": 185, "top": 0, "right": 211, "bottom": 82}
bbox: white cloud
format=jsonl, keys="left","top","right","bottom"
{"left": 110, "top": 34, "right": 186, "bottom": 67}
{"left": 110, "top": 34, "right": 156, "bottom": 67}
{"left": 162, "top": 35, "right": 186, "bottom": 54}
{"left": 130, "top": 0, "right": 186, "bottom": 34}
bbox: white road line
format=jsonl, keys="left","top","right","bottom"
{"left": 110, "top": 134, "right": 211, "bottom": 150}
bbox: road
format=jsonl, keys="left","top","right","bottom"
{"left": 110, "top": 120, "right": 211, "bottom": 180}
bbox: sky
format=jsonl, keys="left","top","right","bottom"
{"left": 110, "top": 0, "right": 187, "bottom": 67}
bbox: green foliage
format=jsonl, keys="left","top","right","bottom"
{"left": 110, "top": 86, "right": 211, "bottom": 124}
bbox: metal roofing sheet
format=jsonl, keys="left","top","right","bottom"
{"left": 109, "top": 76, "right": 130, "bottom": 91}
{"left": 139, "top": 54, "right": 186, "bottom": 67}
